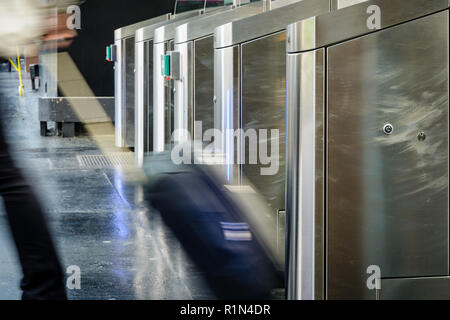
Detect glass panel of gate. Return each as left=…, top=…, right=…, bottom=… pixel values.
left=174, top=0, right=261, bottom=12
left=206, top=0, right=229, bottom=8
left=208, top=0, right=261, bottom=7
left=174, top=0, right=223, bottom=13
left=175, top=0, right=205, bottom=14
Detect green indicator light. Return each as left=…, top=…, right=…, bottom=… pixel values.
left=106, top=46, right=111, bottom=61
left=164, top=55, right=171, bottom=77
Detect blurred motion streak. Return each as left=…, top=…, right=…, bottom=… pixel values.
left=52, top=52, right=147, bottom=183
left=144, top=153, right=283, bottom=299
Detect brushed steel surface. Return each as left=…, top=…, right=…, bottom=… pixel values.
left=214, top=45, right=240, bottom=183
left=241, top=31, right=290, bottom=288
left=214, top=0, right=329, bottom=49
left=327, top=12, right=449, bottom=299
left=378, top=277, right=450, bottom=300
left=135, top=11, right=208, bottom=158
left=330, top=0, right=368, bottom=11
left=136, top=10, right=202, bottom=43
left=175, top=1, right=264, bottom=45
left=124, top=36, right=136, bottom=147
left=114, top=36, right=136, bottom=148
left=277, top=210, right=287, bottom=266
left=165, top=41, right=176, bottom=148
left=153, top=41, right=167, bottom=152
left=254, top=0, right=310, bottom=11
left=286, top=49, right=325, bottom=300
left=114, top=14, right=170, bottom=41
left=287, top=0, right=450, bottom=53
left=154, top=7, right=229, bottom=45
left=135, top=40, right=145, bottom=164
left=213, top=0, right=331, bottom=293
left=135, top=40, right=153, bottom=166
left=173, top=41, right=194, bottom=142
left=241, top=31, right=286, bottom=214
left=114, top=38, right=123, bottom=147
left=173, top=3, right=264, bottom=143
left=154, top=40, right=177, bottom=153
left=194, top=36, right=215, bottom=140
left=115, top=14, right=172, bottom=148
left=152, top=9, right=226, bottom=151
left=271, top=0, right=309, bottom=10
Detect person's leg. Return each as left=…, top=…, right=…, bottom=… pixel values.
left=0, top=116, right=66, bottom=300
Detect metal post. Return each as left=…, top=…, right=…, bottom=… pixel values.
left=286, top=18, right=325, bottom=300
left=286, top=50, right=318, bottom=301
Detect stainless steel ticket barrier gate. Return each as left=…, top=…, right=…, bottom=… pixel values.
left=213, top=0, right=332, bottom=263
left=172, top=0, right=311, bottom=144
left=152, top=7, right=231, bottom=154
left=172, top=1, right=267, bottom=144
left=114, top=14, right=171, bottom=148
left=134, top=10, right=205, bottom=166
left=286, top=0, right=450, bottom=300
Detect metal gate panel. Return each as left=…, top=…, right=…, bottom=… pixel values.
left=327, top=12, right=449, bottom=299
left=241, top=31, right=286, bottom=214
left=194, top=36, right=215, bottom=141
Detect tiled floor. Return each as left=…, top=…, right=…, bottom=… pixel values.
left=0, top=66, right=214, bottom=300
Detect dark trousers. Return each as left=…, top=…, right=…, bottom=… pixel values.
left=0, top=114, right=66, bottom=300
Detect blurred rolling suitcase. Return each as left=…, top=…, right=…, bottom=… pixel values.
left=145, top=163, right=282, bottom=300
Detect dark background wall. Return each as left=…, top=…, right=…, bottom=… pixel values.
left=65, top=0, right=177, bottom=97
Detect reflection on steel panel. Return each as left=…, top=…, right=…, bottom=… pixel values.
left=214, top=0, right=330, bottom=49
left=378, top=277, right=450, bottom=300
left=143, top=41, right=154, bottom=153
left=135, top=40, right=155, bottom=165
left=125, top=37, right=136, bottom=147
left=147, top=41, right=154, bottom=154
left=164, top=40, right=176, bottom=148
left=154, top=40, right=177, bottom=151
left=327, top=13, right=449, bottom=299
left=114, top=38, right=123, bottom=147
left=194, top=36, right=215, bottom=140
left=287, top=0, right=450, bottom=53
left=241, top=31, right=286, bottom=214
left=135, top=41, right=145, bottom=165
left=286, top=48, right=325, bottom=300
left=214, top=45, right=240, bottom=183
left=115, top=14, right=170, bottom=149
left=174, top=41, right=194, bottom=141
left=114, top=36, right=138, bottom=148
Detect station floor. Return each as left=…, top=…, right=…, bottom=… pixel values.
left=0, top=66, right=215, bottom=300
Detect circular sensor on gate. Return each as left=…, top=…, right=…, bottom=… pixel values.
left=383, top=124, right=394, bottom=135
left=418, top=132, right=426, bottom=141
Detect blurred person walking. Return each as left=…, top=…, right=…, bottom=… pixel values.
left=0, top=0, right=77, bottom=300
